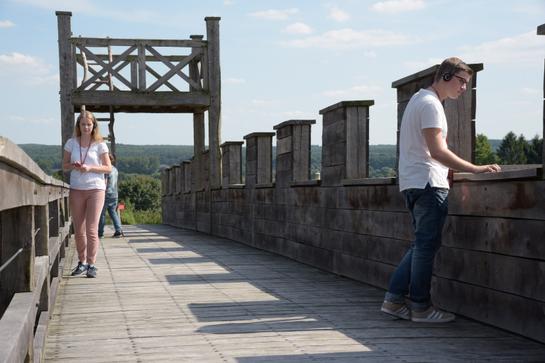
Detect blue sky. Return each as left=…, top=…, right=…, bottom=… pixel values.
left=1, top=0, right=545, bottom=146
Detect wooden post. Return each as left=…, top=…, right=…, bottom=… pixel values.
left=34, top=205, right=49, bottom=257
left=205, top=17, right=222, bottom=190
left=193, top=112, right=205, bottom=191
left=48, top=200, right=60, bottom=238
left=137, top=42, right=146, bottom=91
left=175, top=164, right=183, bottom=195
left=56, top=11, right=74, bottom=183
left=190, top=35, right=206, bottom=191
left=319, top=101, right=373, bottom=186
left=273, top=120, right=315, bottom=187
left=0, top=207, right=35, bottom=313
left=183, top=160, right=192, bottom=193
left=168, top=167, right=176, bottom=196
left=161, top=169, right=168, bottom=196
left=220, top=142, right=243, bottom=186
left=538, top=24, right=545, bottom=179
left=244, top=133, right=275, bottom=187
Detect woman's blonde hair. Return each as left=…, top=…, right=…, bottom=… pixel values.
left=75, top=111, right=103, bottom=142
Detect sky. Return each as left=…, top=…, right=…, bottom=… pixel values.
left=1, top=0, right=545, bottom=146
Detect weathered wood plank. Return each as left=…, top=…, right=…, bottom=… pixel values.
left=46, top=225, right=545, bottom=361
left=206, top=17, right=222, bottom=189
left=70, top=37, right=206, bottom=47
left=0, top=293, right=35, bottom=363
left=71, top=90, right=209, bottom=109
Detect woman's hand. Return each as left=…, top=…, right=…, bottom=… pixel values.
left=79, top=164, right=92, bottom=173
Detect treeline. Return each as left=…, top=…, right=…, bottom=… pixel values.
left=475, top=133, right=543, bottom=165
left=18, top=143, right=194, bottom=176
left=18, top=133, right=543, bottom=180
left=20, top=143, right=399, bottom=177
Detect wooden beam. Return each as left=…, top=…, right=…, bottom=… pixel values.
left=56, top=11, right=74, bottom=183
left=71, top=90, right=209, bottom=108
left=206, top=17, right=222, bottom=190
left=71, top=37, right=206, bottom=48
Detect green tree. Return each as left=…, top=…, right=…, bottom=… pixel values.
left=474, top=134, right=498, bottom=164
left=497, top=132, right=527, bottom=164
left=525, top=135, right=543, bottom=164
left=119, top=175, right=161, bottom=211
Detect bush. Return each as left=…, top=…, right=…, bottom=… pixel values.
left=118, top=200, right=161, bottom=225
left=118, top=175, right=161, bottom=211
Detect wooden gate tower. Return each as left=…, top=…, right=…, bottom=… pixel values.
left=56, top=11, right=222, bottom=189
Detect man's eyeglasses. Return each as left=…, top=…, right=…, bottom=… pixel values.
left=454, top=75, right=470, bottom=87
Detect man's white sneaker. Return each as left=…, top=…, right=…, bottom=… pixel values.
left=381, top=300, right=411, bottom=320
left=411, top=306, right=455, bottom=323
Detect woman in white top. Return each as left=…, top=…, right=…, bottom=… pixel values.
left=62, top=111, right=112, bottom=278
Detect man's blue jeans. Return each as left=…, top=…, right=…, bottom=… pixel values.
left=385, top=184, right=449, bottom=310
left=98, top=197, right=122, bottom=236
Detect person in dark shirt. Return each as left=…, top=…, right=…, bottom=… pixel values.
left=98, top=154, right=124, bottom=238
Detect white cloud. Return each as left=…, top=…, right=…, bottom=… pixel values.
left=14, top=0, right=166, bottom=26
left=0, top=20, right=15, bottom=28
left=280, top=110, right=315, bottom=119
left=322, top=84, right=383, bottom=98
left=224, top=77, right=246, bottom=84
left=8, top=115, right=56, bottom=125
left=249, top=8, right=298, bottom=20
left=0, top=52, right=58, bottom=85
left=459, top=31, right=545, bottom=65
left=402, top=57, right=443, bottom=71
left=282, top=28, right=417, bottom=49
left=284, top=22, right=313, bottom=35
left=224, top=0, right=234, bottom=5
left=14, top=0, right=96, bottom=13
left=371, top=0, right=426, bottom=13
left=329, top=7, right=350, bottom=22
left=520, top=87, right=541, bottom=96
left=251, top=99, right=275, bottom=106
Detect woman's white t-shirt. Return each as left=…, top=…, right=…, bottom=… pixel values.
left=398, top=88, right=449, bottom=191
left=64, top=138, right=109, bottom=190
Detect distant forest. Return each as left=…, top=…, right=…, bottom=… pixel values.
left=19, top=136, right=532, bottom=180
left=19, top=143, right=404, bottom=178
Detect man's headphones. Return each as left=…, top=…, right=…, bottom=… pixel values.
left=442, top=61, right=462, bottom=82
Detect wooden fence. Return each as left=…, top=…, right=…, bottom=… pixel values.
left=0, top=136, right=71, bottom=363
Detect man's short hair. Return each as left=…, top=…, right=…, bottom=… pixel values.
left=434, top=57, right=473, bottom=82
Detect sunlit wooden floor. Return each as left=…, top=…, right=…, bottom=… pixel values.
left=45, top=225, right=545, bottom=362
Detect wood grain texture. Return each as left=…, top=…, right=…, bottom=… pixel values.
left=44, top=225, right=545, bottom=362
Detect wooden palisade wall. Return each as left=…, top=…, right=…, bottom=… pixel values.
left=162, top=63, right=545, bottom=343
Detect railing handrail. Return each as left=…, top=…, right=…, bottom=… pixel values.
left=0, top=229, right=38, bottom=274
left=0, top=136, right=67, bottom=188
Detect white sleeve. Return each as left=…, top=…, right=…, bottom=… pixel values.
left=420, top=102, right=443, bottom=129
left=63, top=138, right=73, bottom=152
left=98, top=142, right=109, bottom=155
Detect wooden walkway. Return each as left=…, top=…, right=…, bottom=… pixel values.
left=45, top=225, right=545, bottom=362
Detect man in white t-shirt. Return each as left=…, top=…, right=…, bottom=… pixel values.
left=381, top=57, right=501, bottom=323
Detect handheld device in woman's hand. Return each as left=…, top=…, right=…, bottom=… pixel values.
left=73, top=161, right=82, bottom=168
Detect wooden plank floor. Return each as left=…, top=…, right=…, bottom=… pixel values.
left=45, top=225, right=545, bottom=362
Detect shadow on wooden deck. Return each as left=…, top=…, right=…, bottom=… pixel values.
left=45, top=225, right=545, bottom=362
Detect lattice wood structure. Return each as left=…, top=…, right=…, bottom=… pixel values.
left=56, top=11, right=221, bottom=188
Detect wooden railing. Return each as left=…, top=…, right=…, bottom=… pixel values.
left=0, top=136, right=71, bottom=363
left=71, top=37, right=208, bottom=93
